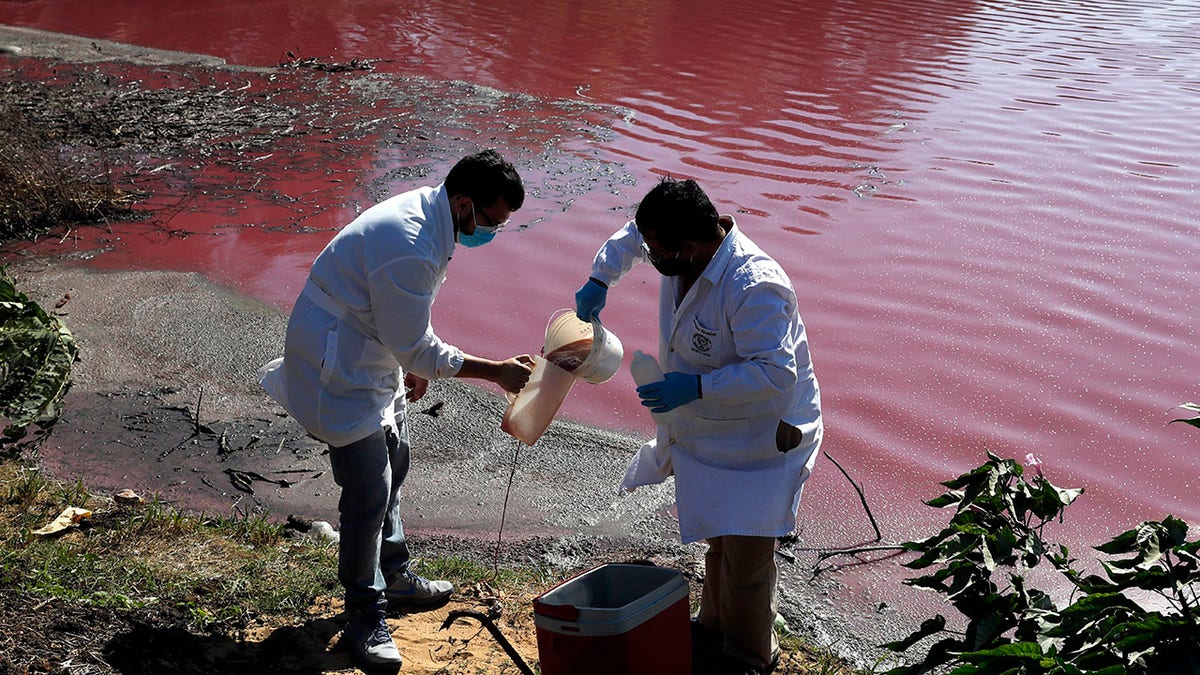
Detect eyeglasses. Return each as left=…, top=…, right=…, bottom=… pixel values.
left=641, top=241, right=675, bottom=264
left=472, top=202, right=510, bottom=232
left=479, top=209, right=509, bottom=230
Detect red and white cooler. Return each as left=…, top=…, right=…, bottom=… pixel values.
left=533, top=563, right=691, bottom=675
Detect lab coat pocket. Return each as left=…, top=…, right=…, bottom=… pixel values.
left=684, top=415, right=777, bottom=467
left=776, top=420, right=804, bottom=454
left=318, top=330, right=338, bottom=385
left=358, top=337, right=400, bottom=391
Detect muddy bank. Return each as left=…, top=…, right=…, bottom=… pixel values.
left=4, top=261, right=683, bottom=543
left=0, top=22, right=672, bottom=547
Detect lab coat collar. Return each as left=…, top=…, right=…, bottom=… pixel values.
left=667, top=217, right=740, bottom=336
left=698, top=216, right=739, bottom=287
left=434, top=183, right=457, bottom=255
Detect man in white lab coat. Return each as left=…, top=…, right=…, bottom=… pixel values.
left=575, top=178, right=822, bottom=674
left=260, top=150, right=534, bottom=669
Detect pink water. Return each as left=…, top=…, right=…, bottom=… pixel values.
left=5, top=0, right=1199, bottom=606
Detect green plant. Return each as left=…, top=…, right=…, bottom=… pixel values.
left=885, top=451, right=1200, bottom=674
left=0, top=471, right=341, bottom=633
left=54, top=477, right=92, bottom=507
left=4, top=465, right=50, bottom=505
left=213, top=509, right=285, bottom=549
left=0, top=268, right=78, bottom=453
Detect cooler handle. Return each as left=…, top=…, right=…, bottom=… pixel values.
left=533, top=599, right=580, bottom=621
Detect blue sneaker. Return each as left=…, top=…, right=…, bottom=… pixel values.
left=343, top=611, right=402, bottom=667
left=384, top=568, right=453, bottom=608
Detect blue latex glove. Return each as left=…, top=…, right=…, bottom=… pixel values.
left=636, top=371, right=701, bottom=413
left=575, top=278, right=608, bottom=321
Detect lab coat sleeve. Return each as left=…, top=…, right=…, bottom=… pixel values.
left=589, top=221, right=646, bottom=287
left=368, top=255, right=464, bottom=380
left=700, top=278, right=800, bottom=403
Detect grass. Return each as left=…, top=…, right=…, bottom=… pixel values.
left=0, top=458, right=564, bottom=634
left=0, top=459, right=340, bottom=632
left=0, top=457, right=866, bottom=673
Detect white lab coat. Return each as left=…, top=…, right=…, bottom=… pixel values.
left=260, top=184, right=465, bottom=447
left=589, top=218, right=822, bottom=543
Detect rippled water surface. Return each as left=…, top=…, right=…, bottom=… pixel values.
left=6, top=0, right=1199, bottom=599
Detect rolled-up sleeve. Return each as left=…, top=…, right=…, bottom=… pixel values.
left=368, top=256, right=464, bottom=380
left=589, top=221, right=645, bottom=287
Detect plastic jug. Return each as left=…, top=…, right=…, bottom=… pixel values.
left=501, top=309, right=625, bottom=446
left=543, top=309, right=622, bottom=384
left=501, top=355, right=576, bottom=445
left=630, top=350, right=676, bottom=426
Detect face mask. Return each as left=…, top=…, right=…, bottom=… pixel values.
left=458, top=203, right=500, bottom=248
left=651, top=257, right=690, bottom=277
left=642, top=240, right=690, bottom=276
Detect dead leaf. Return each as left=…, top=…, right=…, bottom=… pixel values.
left=32, top=507, right=92, bottom=536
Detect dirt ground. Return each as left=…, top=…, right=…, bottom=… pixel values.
left=1, top=575, right=832, bottom=675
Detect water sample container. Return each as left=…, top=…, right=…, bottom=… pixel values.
left=533, top=563, right=691, bottom=675
left=500, top=355, right=575, bottom=445
left=543, top=308, right=623, bottom=384
left=629, top=350, right=676, bottom=426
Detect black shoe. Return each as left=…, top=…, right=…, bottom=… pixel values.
left=691, top=620, right=723, bottom=674
left=691, top=619, right=721, bottom=641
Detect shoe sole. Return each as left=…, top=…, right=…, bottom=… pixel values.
left=353, top=653, right=403, bottom=669
left=342, top=633, right=403, bottom=669
left=385, top=591, right=452, bottom=609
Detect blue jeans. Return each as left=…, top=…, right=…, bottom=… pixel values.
left=328, top=422, right=412, bottom=615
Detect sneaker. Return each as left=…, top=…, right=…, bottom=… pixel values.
left=384, top=567, right=454, bottom=608
left=343, top=612, right=403, bottom=667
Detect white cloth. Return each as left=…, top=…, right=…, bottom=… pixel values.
left=260, top=184, right=465, bottom=447
left=596, top=218, right=823, bottom=543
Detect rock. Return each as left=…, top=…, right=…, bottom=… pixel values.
left=310, top=521, right=340, bottom=544
left=114, top=489, right=145, bottom=507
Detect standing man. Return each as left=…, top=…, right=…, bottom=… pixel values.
left=575, top=178, right=822, bottom=675
left=261, top=150, right=534, bottom=669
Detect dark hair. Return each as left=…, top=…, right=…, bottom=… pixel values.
left=445, top=149, right=525, bottom=210
left=634, top=177, right=720, bottom=250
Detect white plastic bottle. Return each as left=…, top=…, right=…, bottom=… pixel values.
left=630, top=350, right=676, bottom=426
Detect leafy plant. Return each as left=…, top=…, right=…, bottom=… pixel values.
left=0, top=268, right=78, bottom=453
left=886, top=449, right=1200, bottom=674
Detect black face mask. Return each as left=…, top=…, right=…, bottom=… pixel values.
left=651, top=257, right=690, bottom=277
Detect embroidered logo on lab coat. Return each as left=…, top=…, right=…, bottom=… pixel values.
left=690, top=317, right=716, bottom=355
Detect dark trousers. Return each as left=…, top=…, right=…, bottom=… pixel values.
left=328, top=422, right=412, bottom=615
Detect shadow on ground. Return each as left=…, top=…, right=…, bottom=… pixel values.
left=104, top=615, right=353, bottom=675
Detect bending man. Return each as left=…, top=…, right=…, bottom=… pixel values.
left=262, top=150, right=533, bottom=669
